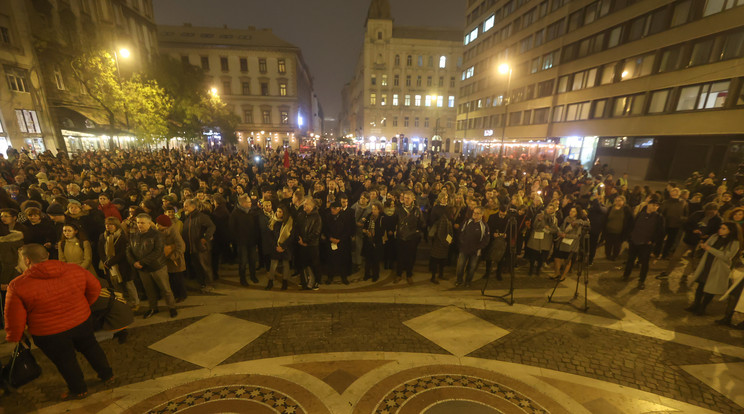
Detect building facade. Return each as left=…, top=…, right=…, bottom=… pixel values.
left=158, top=24, right=317, bottom=150
left=343, top=0, right=463, bottom=154
left=0, top=0, right=57, bottom=155
left=458, top=0, right=744, bottom=180
left=23, top=0, right=158, bottom=153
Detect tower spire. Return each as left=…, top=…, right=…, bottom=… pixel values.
left=367, top=0, right=392, bottom=21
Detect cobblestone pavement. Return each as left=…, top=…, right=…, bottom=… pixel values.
left=2, top=244, right=744, bottom=413
left=3, top=300, right=742, bottom=413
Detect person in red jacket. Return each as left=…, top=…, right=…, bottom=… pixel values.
left=99, top=193, right=123, bottom=220
left=3, top=244, right=114, bottom=400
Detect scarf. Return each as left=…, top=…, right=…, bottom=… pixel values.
left=278, top=216, right=294, bottom=245
left=105, top=229, right=121, bottom=259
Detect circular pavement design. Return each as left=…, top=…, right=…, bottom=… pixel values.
left=353, top=365, right=568, bottom=414
left=123, top=374, right=331, bottom=414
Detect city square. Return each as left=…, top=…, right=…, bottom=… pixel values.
left=1, top=0, right=744, bottom=413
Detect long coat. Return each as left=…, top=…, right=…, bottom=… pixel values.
left=557, top=217, right=588, bottom=253
left=430, top=216, right=453, bottom=260
left=526, top=211, right=559, bottom=252
left=97, top=230, right=133, bottom=283
left=691, top=234, right=739, bottom=295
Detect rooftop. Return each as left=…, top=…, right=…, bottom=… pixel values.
left=157, top=24, right=298, bottom=50
left=392, top=25, right=462, bottom=42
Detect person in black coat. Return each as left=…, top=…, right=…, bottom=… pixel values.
left=98, top=217, right=139, bottom=309
left=323, top=201, right=354, bottom=284
left=257, top=199, right=275, bottom=272
left=485, top=205, right=515, bottom=281
left=381, top=199, right=398, bottom=271
left=455, top=206, right=490, bottom=287
left=603, top=195, right=634, bottom=261
left=587, top=198, right=608, bottom=265
left=297, top=197, right=322, bottom=289
left=229, top=194, right=259, bottom=286
left=361, top=202, right=384, bottom=282
left=658, top=202, right=722, bottom=280
left=265, top=205, right=297, bottom=291
left=622, top=199, right=665, bottom=289
left=23, top=207, right=56, bottom=253
left=210, top=194, right=231, bottom=280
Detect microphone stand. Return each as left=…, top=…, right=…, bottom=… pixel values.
left=548, top=223, right=590, bottom=312
left=482, top=215, right=518, bottom=306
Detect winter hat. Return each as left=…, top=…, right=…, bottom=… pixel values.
left=46, top=203, right=65, bottom=216
left=156, top=214, right=172, bottom=227
left=67, top=199, right=81, bottom=205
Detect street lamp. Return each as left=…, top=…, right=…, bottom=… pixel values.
left=497, top=63, right=513, bottom=166
left=210, top=87, right=219, bottom=96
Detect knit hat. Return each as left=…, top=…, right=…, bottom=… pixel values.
left=46, top=203, right=65, bottom=216
left=156, top=214, right=172, bottom=227
left=67, top=199, right=81, bottom=205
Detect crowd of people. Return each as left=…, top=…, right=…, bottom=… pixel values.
left=1, top=146, right=744, bottom=399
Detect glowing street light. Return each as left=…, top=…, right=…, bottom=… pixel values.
left=118, top=48, right=131, bottom=59
left=498, top=63, right=510, bottom=75
left=210, top=87, right=218, bottom=96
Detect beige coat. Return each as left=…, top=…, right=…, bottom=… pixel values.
left=691, top=235, right=739, bottom=295
left=59, top=238, right=97, bottom=275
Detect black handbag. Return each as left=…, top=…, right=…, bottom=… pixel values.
left=2, top=336, right=42, bottom=388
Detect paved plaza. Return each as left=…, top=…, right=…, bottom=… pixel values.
left=2, top=247, right=744, bottom=413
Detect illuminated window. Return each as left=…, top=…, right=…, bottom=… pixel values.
left=439, top=56, right=447, bottom=68
left=381, top=74, right=388, bottom=86
left=483, top=14, right=495, bottom=32
left=405, top=95, right=411, bottom=106
left=425, top=95, right=432, bottom=107
left=381, top=94, right=387, bottom=106
left=448, top=96, right=455, bottom=107
left=415, top=95, right=422, bottom=106
left=437, top=96, right=444, bottom=107
left=279, top=82, right=287, bottom=96
left=370, top=93, right=376, bottom=105
left=393, top=94, right=399, bottom=106
left=278, top=59, right=286, bottom=74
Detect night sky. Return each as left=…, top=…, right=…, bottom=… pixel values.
left=153, top=0, right=466, bottom=121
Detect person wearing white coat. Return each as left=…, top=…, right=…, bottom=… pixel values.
left=687, top=222, right=741, bottom=316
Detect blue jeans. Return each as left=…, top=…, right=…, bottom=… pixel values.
left=456, top=252, right=480, bottom=283
left=237, top=244, right=257, bottom=281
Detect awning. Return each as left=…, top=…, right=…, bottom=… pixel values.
left=53, top=106, right=113, bottom=131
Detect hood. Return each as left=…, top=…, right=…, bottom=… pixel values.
left=24, top=260, right=69, bottom=280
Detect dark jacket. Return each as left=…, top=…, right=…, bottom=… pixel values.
left=126, top=226, right=167, bottom=272
left=660, top=198, right=688, bottom=228
left=269, top=218, right=296, bottom=261
left=211, top=204, right=231, bottom=245
left=629, top=211, right=665, bottom=247
left=181, top=210, right=215, bottom=253
left=395, top=204, right=424, bottom=241
left=459, top=218, right=490, bottom=256
left=258, top=211, right=275, bottom=256
left=0, top=230, right=24, bottom=285
left=430, top=216, right=453, bottom=260
left=361, top=213, right=384, bottom=256
left=298, top=208, right=322, bottom=246
left=25, top=219, right=57, bottom=249
left=604, top=204, right=634, bottom=240
left=682, top=211, right=722, bottom=246
left=229, top=205, right=259, bottom=246
left=97, top=230, right=132, bottom=282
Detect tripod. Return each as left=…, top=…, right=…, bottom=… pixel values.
left=548, top=225, right=590, bottom=312
left=482, top=216, right=518, bottom=306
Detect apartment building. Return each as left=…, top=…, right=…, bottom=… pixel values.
left=458, top=0, right=744, bottom=179
left=158, top=24, right=317, bottom=150
left=342, top=0, right=463, bottom=154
